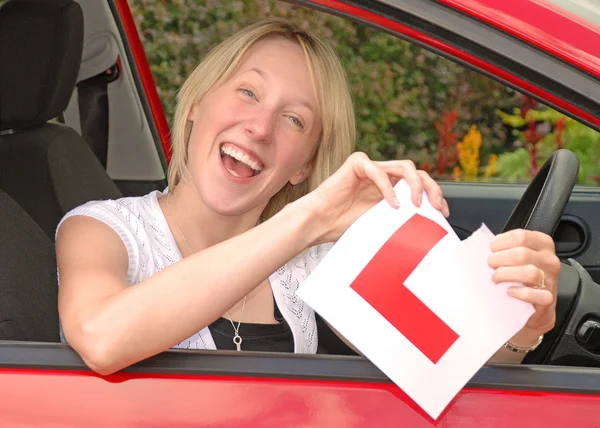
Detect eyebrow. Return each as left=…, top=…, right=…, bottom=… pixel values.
left=249, top=67, right=266, bottom=78
left=245, top=67, right=316, bottom=112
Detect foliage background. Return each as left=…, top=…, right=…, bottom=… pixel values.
left=124, top=0, right=597, bottom=184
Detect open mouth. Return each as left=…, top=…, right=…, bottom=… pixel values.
left=220, top=143, right=263, bottom=179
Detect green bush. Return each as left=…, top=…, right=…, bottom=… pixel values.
left=496, top=106, right=600, bottom=185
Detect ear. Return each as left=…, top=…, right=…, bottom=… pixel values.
left=289, top=162, right=312, bottom=186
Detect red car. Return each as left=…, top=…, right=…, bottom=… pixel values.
left=2, top=0, right=600, bottom=426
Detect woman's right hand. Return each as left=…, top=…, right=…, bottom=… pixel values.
left=302, top=152, right=449, bottom=244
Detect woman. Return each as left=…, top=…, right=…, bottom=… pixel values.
left=56, top=19, right=560, bottom=375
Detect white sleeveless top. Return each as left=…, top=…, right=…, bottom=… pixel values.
left=56, top=189, right=333, bottom=354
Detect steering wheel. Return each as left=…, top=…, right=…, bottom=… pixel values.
left=502, top=149, right=580, bottom=236
left=499, top=149, right=582, bottom=364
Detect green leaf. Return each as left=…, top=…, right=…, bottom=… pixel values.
left=495, top=148, right=531, bottom=182
left=496, top=109, right=526, bottom=127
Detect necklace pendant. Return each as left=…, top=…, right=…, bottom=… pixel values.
left=233, top=334, right=243, bottom=351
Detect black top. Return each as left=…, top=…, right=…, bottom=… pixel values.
left=209, top=298, right=294, bottom=353
left=208, top=296, right=356, bottom=355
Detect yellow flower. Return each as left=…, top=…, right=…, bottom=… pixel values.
left=484, top=154, right=498, bottom=178
left=457, top=125, right=482, bottom=180
left=453, top=166, right=462, bottom=181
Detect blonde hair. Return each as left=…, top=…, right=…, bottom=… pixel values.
left=168, top=18, right=356, bottom=220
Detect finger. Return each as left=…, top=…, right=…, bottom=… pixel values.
left=488, top=246, right=557, bottom=271
left=442, top=198, right=450, bottom=218
left=491, top=229, right=556, bottom=253
left=361, top=160, right=400, bottom=209
left=492, top=265, right=553, bottom=291
left=417, top=170, right=445, bottom=212
left=377, top=160, right=422, bottom=207
left=507, top=285, right=554, bottom=307
left=488, top=246, right=539, bottom=269
left=489, top=246, right=561, bottom=281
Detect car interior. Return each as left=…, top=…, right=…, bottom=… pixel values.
left=0, top=0, right=124, bottom=341
left=2, top=0, right=600, bottom=372
left=0, top=0, right=123, bottom=241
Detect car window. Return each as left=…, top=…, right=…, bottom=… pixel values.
left=128, top=0, right=600, bottom=187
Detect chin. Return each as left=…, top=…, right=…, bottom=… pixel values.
left=201, top=191, right=259, bottom=217
left=211, top=204, right=252, bottom=217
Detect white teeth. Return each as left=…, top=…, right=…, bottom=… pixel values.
left=220, top=145, right=263, bottom=172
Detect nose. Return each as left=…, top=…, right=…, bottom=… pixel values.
left=244, top=106, right=275, bottom=142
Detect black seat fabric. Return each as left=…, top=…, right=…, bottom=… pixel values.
left=0, top=0, right=122, bottom=240
left=0, top=191, right=59, bottom=342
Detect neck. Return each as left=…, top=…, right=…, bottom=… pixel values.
left=160, top=180, right=264, bottom=254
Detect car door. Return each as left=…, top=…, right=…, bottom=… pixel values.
left=3, top=342, right=600, bottom=427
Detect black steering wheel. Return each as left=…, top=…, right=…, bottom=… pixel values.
left=499, top=149, right=585, bottom=365
left=502, top=149, right=580, bottom=236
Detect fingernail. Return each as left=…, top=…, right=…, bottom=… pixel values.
left=443, top=199, right=450, bottom=217
left=417, top=194, right=422, bottom=207
left=437, top=196, right=443, bottom=209
left=394, top=196, right=400, bottom=208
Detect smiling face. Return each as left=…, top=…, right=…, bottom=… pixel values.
left=183, top=37, right=322, bottom=217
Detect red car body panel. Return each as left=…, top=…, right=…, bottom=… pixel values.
left=114, top=0, right=172, bottom=160
left=439, top=0, right=600, bottom=80
left=2, top=368, right=600, bottom=427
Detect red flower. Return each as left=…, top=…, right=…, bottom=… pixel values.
left=555, top=117, right=566, bottom=150
left=434, top=110, right=458, bottom=177
left=520, top=96, right=538, bottom=119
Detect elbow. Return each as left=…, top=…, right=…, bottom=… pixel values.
left=70, top=320, right=122, bottom=376
left=84, top=358, right=118, bottom=376
left=82, top=354, right=119, bottom=376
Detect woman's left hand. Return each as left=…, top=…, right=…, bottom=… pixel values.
left=489, top=229, right=561, bottom=340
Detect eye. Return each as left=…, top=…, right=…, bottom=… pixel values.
left=239, top=88, right=257, bottom=100
left=286, top=115, right=304, bottom=129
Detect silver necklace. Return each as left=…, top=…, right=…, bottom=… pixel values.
left=166, top=193, right=247, bottom=351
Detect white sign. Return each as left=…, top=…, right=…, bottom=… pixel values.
left=297, top=180, right=534, bottom=419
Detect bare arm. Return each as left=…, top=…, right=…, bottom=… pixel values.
left=57, top=199, right=320, bottom=375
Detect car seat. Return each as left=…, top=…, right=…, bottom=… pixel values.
left=0, top=0, right=122, bottom=240
left=0, top=190, right=59, bottom=341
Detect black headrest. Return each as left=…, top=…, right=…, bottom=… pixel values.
left=0, top=0, right=83, bottom=132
